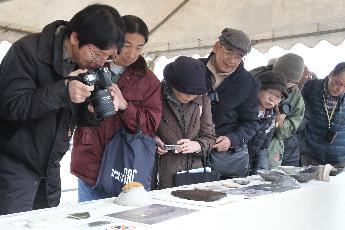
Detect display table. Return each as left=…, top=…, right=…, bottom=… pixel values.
left=0, top=173, right=344, bottom=230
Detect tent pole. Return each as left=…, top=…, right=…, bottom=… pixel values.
left=149, top=0, right=190, bottom=36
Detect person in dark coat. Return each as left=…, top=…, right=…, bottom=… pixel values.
left=300, top=62, right=345, bottom=167
left=199, top=28, right=260, bottom=178
left=0, top=4, right=124, bottom=215
left=248, top=71, right=288, bottom=174
left=155, top=56, right=216, bottom=189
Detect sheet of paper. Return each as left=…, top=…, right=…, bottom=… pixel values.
left=107, top=204, right=196, bottom=225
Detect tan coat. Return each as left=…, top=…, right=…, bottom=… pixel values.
left=156, top=86, right=216, bottom=189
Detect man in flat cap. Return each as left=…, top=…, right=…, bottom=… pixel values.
left=199, top=28, right=260, bottom=178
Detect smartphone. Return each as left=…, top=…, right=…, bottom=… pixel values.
left=163, top=144, right=180, bottom=151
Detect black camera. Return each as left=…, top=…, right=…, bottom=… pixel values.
left=78, top=67, right=115, bottom=119
left=278, top=100, right=291, bottom=115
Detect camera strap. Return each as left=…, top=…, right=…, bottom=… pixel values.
left=65, top=79, right=78, bottom=138
left=322, top=80, right=339, bottom=130
left=65, top=76, right=78, bottom=81
left=135, top=111, right=142, bottom=134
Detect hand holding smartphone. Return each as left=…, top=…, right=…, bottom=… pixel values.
left=163, top=144, right=180, bottom=151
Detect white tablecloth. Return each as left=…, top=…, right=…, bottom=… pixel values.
left=1, top=173, right=345, bottom=230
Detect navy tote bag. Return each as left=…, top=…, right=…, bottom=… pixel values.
left=94, top=115, right=156, bottom=197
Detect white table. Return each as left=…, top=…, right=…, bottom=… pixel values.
left=1, top=173, right=345, bottom=230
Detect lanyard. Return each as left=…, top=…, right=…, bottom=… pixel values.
left=322, top=80, right=338, bottom=129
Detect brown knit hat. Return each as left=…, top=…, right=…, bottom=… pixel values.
left=273, top=53, right=304, bottom=81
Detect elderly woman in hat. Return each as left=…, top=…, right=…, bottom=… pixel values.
left=154, top=56, right=216, bottom=189
left=248, top=71, right=288, bottom=174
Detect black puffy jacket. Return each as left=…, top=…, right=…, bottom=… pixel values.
left=0, top=21, right=81, bottom=214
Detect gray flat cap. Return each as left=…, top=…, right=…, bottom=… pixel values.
left=219, top=28, right=251, bottom=54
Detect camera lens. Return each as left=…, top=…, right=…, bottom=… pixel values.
left=90, top=89, right=116, bottom=118
left=78, top=67, right=117, bottom=119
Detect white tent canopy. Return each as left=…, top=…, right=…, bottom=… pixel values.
left=0, top=0, right=344, bottom=57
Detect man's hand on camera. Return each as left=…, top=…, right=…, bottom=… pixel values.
left=68, top=69, right=88, bottom=77
left=213, top=136, right=231, bottom=152
left=66, top=69, right=94, bottom=103
left=109, top=90, right=119, bottom=112
left=108, top=84, right=127, bottom=110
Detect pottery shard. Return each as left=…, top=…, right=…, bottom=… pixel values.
left=316, top=164, right=335, bottom=182
left=171, top=189, right=226, bottom=202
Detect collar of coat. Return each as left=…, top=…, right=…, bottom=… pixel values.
left=36, top=20, right=68, bottom=65
left=200, top=52, right=248, bottom=91
left=106, top=55, right=148, bottom=78
left=259, top=108, right=274, bottom=119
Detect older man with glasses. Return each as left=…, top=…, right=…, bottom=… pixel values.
left=199, top=28, right=260, bottom=178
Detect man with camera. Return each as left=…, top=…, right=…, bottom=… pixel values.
left=0, top=4, right=124, bottom=215
left=200, top=28, right=260, bottom=178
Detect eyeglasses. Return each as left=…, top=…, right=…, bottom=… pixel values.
left=267, top=89, right=283, bottom=101
left=220, top=44, right=244, bottom=61
left=87, top=45, right=114, bottom=63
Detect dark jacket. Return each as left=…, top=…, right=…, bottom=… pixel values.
left=248, top=109, right=276, bottom=173
left=200, top=55, right=260, bottom=151
left=0, top=21, right=79, bottom=214
left=156, top=84, right=216, bottom=189
left=301, top=78, right=345, bottom=163
left=71, top=62, right=162, bottom=186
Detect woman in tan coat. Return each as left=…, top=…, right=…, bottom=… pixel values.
left=154, top=56, right=216, bottom=189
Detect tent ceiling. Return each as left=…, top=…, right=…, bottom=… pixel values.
left=0, top=0, right=344, bottom=57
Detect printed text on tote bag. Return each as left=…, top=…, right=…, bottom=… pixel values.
left=111, top=168, right=137, bottom=184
